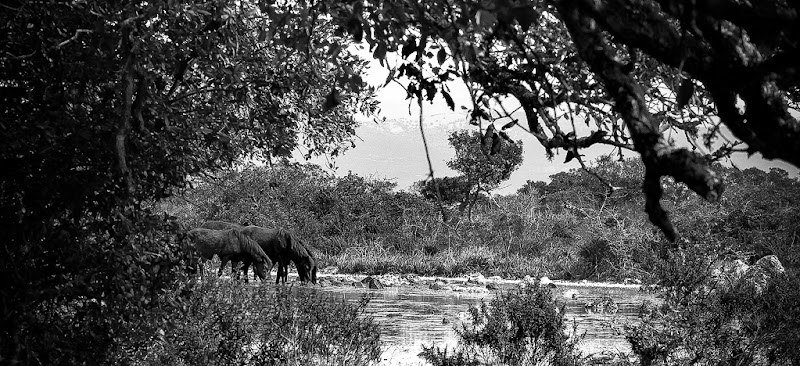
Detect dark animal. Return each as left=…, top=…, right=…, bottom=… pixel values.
left=199, top=220, right=252, bottom=279
left=186, top=227, right=270, bottom=282
left=237, top=226, right=317, bottom=284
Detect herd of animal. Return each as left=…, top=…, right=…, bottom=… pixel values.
left=186, top=220, right=317, bottom=284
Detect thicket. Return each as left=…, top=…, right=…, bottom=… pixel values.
left=170, top=157, right=799, bottom=281
left=124, top=279, right=381, bottom=366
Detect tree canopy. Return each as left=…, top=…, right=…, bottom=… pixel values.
left=1, top=1, right=372, bottom=363
left=318, top=0, right=800, bottom=242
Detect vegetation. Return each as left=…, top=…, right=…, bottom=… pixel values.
left=125, top=279, right=381, bottom=366
left=168, top=157, right=799, bottom=282
left=3, top=0, right=799, bottom=364
left=418, top=129, right=524, bottom=219
left=420, top=284, right=585, bottom=366
left=318, top=0, right=800, bottom=243
left=1, top=1, right=372, bottom=363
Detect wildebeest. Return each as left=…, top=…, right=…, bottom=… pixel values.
left=186, top=227, right=270, bottom=282
left=238, top=226, right=318, bottom=284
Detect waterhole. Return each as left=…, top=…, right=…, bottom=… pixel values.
left=311, top=279, right=654, bottom=365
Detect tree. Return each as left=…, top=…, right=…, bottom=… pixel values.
left=0, top=1, right=372, bottom=363
left=447, top=129, right=524, bottom=217
left=317, top=0, right=799, bottom=244
left=416, top=176, right=473, bottom=205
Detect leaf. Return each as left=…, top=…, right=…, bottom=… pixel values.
left=384, top=68, right=396, bottom=87
left=373, top=42, right=387, bottom=61
left=346, top=18, right=363, bottom=42
left=323, top=87, right=341, bottom=111
left=327, top=41, right=342, bottom=58
left=491, top=133, right=503, bottom=155
left=564, top=150, right=576, bottom=163
left=441, top=90, right=455, bottom=110
left=401, top=37, right=417, bottom=58
left=437, top=48, right=446, bottom=65
left=482, top=124, right=495, bottom=151
left=501, top=120, right=517, bottom=130
left=475, top=9, right=497, bottom=31
left=527, top=113, right=539, bottom=133
left=514, top=6, right=540, bottom=31
left=676, top=77, right=694, bottom=109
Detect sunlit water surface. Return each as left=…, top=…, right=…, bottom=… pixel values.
left=310, top=281, right=655, bottom=366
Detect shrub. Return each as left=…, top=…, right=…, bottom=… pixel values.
left=139, top=280, right=382, bottom=366
left=420, top=284, right=586, bottom=366
left=625, top=246, right=800, bottom=365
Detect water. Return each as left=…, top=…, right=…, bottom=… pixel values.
left=311, top=277, right=655, bottom=365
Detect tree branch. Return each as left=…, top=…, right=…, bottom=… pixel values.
left=557, top=0, right=724, bottom=242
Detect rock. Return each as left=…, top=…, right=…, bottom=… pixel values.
left=403, top=274, right=421, bottom=284
left=321, top=266, right=339, bottom=274
left=562, top=289, right=579, bottom=299
left=755, top=255, right=785, bottom=275
left=539, top=276, right=557, bottom=288
left=623, top=278, right=642, bottom=285
left=378, top=274, right=401, bottom=287
left=362, top=276, right=385, bottom=289
left=317, top=278, right=332, bottom=287
left=466, top=273, right=486, bottom=285
left=486, top=283, right=500, bottom=290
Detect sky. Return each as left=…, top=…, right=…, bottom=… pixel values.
left=300, top=49, right=799, bottom=195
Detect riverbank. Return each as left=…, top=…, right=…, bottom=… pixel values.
left=311, top=267, right=645, bottom=301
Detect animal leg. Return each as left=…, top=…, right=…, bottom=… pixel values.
left=218, top=255, right=231, bottom=277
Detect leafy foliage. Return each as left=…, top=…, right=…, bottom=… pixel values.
left=1, top=1, right=372, bottom=363
left=318, top=0, right=800, bottom=242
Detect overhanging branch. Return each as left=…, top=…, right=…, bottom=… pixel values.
left=557, top=0, right=724, bottom=242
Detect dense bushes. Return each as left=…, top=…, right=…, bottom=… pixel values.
left=133, top=279, right=382, bottom=366
left=166, top=159, right=798, bottom=283
left=625, top=246, right=800, bottom=365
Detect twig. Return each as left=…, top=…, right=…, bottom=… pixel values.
left=55, top=29, right=93, bottom=49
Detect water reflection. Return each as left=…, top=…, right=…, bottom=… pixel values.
left=310, top=283, right=654, bottom=365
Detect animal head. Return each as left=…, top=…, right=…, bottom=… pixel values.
left=252, top=257, right=269, bottom=280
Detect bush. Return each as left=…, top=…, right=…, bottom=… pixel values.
left=625, top=246, right=800, bottom=365
left=420, top=284, right=586, bottom=366
left=139, top=279, right=382, bottom=366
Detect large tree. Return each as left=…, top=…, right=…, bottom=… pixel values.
left=0, top=1, right=372, bottom=363
left=317, top=0, right=799, bottom=244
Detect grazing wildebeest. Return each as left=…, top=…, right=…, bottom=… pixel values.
left=237, top=226, right=317, bottom=284
left=186, top=227, right=270, bottom=282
